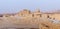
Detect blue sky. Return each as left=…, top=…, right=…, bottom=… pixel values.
left=0, top=0, right=60, bottom=14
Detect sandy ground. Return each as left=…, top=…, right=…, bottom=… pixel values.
left=0, top=16, right=60, bottom=29
left=0, top=17, right=39, bottom=29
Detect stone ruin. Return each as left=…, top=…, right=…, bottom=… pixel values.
left=0, top=9, right=60, bottom=29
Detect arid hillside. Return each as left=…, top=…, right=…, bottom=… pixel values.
left=0, top=9, right=60, bottom=29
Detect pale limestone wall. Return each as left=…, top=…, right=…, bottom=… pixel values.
left=18, top=9, right=31, bottom=17
left=41, top=14, right=48, bottom=18
left=41, top=13, right=60, bottom=20
left=45, top=14, right=60, bottom=20
left=51, top=14, right=60, bottom=20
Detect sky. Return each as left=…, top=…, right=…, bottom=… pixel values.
left=0, top=0, right=60, bottom=14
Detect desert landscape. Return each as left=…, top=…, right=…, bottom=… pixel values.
left=0, top=9, right=60, bottom=29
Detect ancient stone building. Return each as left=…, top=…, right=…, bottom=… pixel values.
left=15, top=9, right=60, bottom=20
left=33, top=9, right=42, bottom=18
left=42, top=12, right=60, bottom=20
left=17, top=9, right=32, bottom=17
left=0, top=9, right=60, bottom=20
